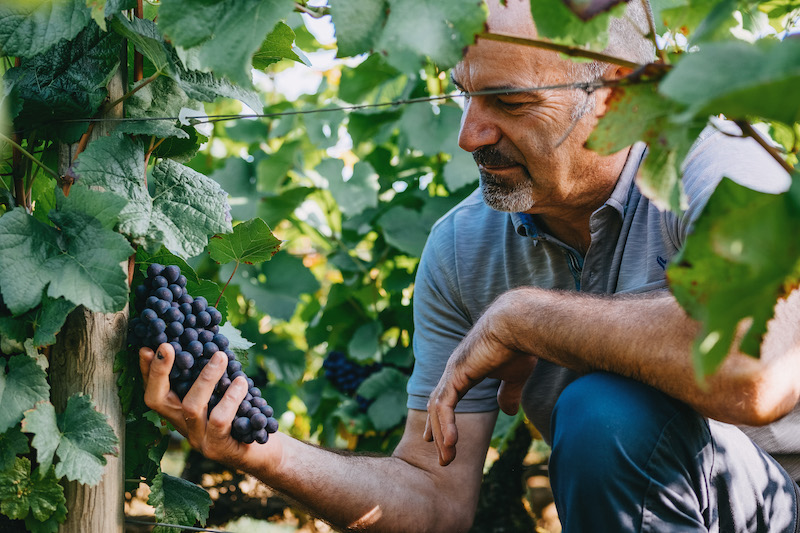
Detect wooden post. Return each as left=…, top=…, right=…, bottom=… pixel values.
left=50, top=59, right=127, bottom=533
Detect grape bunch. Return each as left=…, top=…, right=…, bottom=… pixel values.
left=129, top=263, right=278, bottom=444
left=322, top=351, right=382, bottom=412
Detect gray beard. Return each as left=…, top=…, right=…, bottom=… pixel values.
left=480, top=170, right=535, bottom=213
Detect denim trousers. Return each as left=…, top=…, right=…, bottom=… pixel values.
left=549, top=372, right=800, bottom=532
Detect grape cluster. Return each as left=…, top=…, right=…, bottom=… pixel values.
left=129, top=263, right=278, bottom=444
left=322, top=351, right=382, bottom=412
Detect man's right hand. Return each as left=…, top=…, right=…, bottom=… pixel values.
left=139, top=343, right=281, bottom=471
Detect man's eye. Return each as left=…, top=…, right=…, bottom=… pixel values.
left=497, top=99, right=524, bottom=110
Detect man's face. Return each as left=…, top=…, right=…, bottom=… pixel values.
left=451, top=39, right=616, bottom=218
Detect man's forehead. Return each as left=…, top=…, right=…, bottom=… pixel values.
left=485, top=0, right=537, bottom=39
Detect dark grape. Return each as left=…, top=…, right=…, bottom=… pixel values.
left=322, top=351, right=383, bottom=412
left=154, top=299, right=171, bottom=315
left=252, top=397, right=267, bottom=408
left=154, top=287, right=173, bottom=302
left=213, top=334, right=229, bottom=351
left=135, top=284, right=149, bottom=300
left=184, top=314, right=197, bottom=328
left=176, top=351, right=194, bottom=370
left=227, top=360, right=242, bottom=374
left=163, top=265, right=180, bottom=283
left=176, top=275, right=187, bottom=288
left=187, top=340, right=203, bottom=357
left=170, top=341, right=182, bottom=354
left=233, top=416, right=252, bottom=434
left=146, top=296, right=159, bottom=310
left=198, top=329, right=214, bottom=344
left=178, top=293, right=193, bottom=305
left=245, top=377, right=255, bottom=389
left=240, top=432, right=255, bottom=444
left=169, top=366, right=181, bottom=381
left=209, top=325, right=220, bottom=334
left=203, top=342, right=219, bottom=357
left=152, top=275, right=168, bottom=289
left=181, top=328, right=198, bottom=345
left=147, top=263, right=165, bottom=278
left=207, top=307, right=222, bottom=326
left=163, top=307, right=183, bottom=323
left=231, top=370, right=246, bottom=381
left=260, top=405, right=274, bottom=418
left=150, top=332, right=168, bottom=347
left=253, top=429, right=269, bottom=444
left=174, top=381, right=191, bottom=399
left=179, top=303, right=193, bottom=316
left=197, top=311, right=211, bottom=328
left=237, top=400, right=252, bottom=417
left=265, top=417, right=279, bottom=433
left=192, top=297, right=208, bottom=314
left=149, top=318, right=166, bottom=334
left=169, top=284, right=183, bottom=300
left=167, top=321, right=184, bottom=337
left=251, top=413, right=268, bottom=430
left=134, top=321, right=148, bottom=338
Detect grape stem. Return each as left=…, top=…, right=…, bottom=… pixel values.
left=216, top=261, right=239, bottom=308
left=0, top=133, right=59, bottom=182
left=735, top=120, right=794, bottom=174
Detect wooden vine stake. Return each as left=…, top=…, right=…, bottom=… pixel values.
left=50, top=58, right=127, bottom=533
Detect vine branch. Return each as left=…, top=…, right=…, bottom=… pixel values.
left=0, top=132, right=60, bottom=181
left=641, top=0, right=667, bottom=64
left=735, top=120, right=794, bottom=175
left=216, top=262, right=239, bottom=308
left=103, top=71, right=160, bottom=113
left=478, top=32, right=641, bottom=70
left=294, top=2, right=330, bottom=18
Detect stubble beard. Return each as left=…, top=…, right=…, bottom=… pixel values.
left=479, top=170, right=535, bottom=212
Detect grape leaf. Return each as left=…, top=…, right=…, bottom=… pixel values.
left=667, top=176, right=800, bottom=377
left=110, top=15, right=171, bottom=73
left=256, top=140, right=300, bottom=194
left=22, top=395, right=119, bottom=485
left=376, top=0, right=486, bottom=73
left=253, top=21, right=307, bottom=69
left=124, top=415, right=167, bottom=483
left=55, top=183, right=127, bottom=231
left=0, top=425, right=29, bottom=472
left=148, top=472, right=211, bottom=533
left=135, top=247, right=201, bottom=285
left=338, top=54, right=406, bottom=105
left=348, top=321, right=382, bottom=361
left=660, top=39, right=800, bottom=126
left=444, top=148, right=479, bottom=193
left=208, top=217, right=281, bottom=266
left=0, top=356, right=49, bottom=434
left=0, top=458, right=65, bottom=523
left=530, top=0, right=624, bottom=48
left=31, top=296, right=77, bottom=348
left=399, top=103, right=462, bottom=157
left=318, top=159, right=380, bottom=218
left=258, top=186, right=315, bottom=227
left=378, top=198, right=458, bottom=257
left=217, top=322, right=255, bottom=353
left=159, top=0, right=294, bottom=87
left=116, top=76, right=203, bottom=140
left=0, top=0, right=92, bottom=59
left=331, top=0, right=388, bottom=57
left=255, top=333, right=305, bottom=383
left=358, top=368, right=409, bottom=431
left=4, top=23, right=122, bottom=137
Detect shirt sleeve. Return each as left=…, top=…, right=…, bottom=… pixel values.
left=406, top=216, right=501, bottom=413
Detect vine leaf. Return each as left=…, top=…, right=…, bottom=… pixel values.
left=0, top=356, right=50, bottom=434
left=376, top=0, right=487, bottom=73
left=0, top=425, right=30, bottom=471
left=31, top=296, right=77, bottom=348
left=217, top=322, right=255, bottom=353
left=158, top=0, right=294, bottom=87
left=399, top=103, right=462, bottom=157
left=116, top=76, right=203, bottom=140
left=148, top=472, right=211, bottom=533
left=378, top=197, right=460, bottom=257
left=253, top=21, right=309, bottom=69
left=0, top=457, right=66, bottom=525
left=331, top=0, right=388, bottom=58
left=358, top=368, right=409, bottom=431
left=667, top=175, right=800, bottom=378
left=317, top=159, right=380, bottom=218
left=530, top=0, right=624, bottom=48
left=587, top=80, right=703, bottom=212
left=348, top=321, right=382, bottom=362
left=4, top=23, right=122, bottom=141
left=124, top=415, right=168, bottom=484
left=208, top=217, right=281, bottom=266
left=0, top=0, right=91, bottom=59
left=660, top=39, right=800, bottom=126
left=21, top=395, right=119, bottom=486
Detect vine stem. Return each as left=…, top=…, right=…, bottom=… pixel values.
left=216, top=261, right=239, bottom=308
left=11, top=132, right=25, bottom=209
left=478, top=32, right=640, bottom=69
left=103, top=71, right=160, bottom=113
left=72, top=122, right=97, bottom=162
left=641, top=0, right=667, bottom=64
left=735, top=120, right=794, bottom=175
left=294, top=1, right=329, bottom=18
left=0, top=132, right=60, bottom=181
left=134, top=0, right=144, bottom=82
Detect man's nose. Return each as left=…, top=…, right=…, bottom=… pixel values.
left=457, top=99, right=501, bottom=153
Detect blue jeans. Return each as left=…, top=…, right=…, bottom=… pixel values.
left=549, top=372, right=799, bottom=532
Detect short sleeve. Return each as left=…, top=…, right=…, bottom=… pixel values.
left=407, top=218, right=501, bottom=413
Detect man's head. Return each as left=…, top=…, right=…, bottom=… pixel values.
left=453, top=0, right=653, bottom=219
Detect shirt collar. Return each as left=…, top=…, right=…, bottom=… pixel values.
left=510, top=142, right=648, bottom=239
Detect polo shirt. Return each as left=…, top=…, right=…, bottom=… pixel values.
left=407, top=123, right=799, bottom=479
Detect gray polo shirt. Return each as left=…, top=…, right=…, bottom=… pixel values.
left=407, top=125, right=799, bottom=479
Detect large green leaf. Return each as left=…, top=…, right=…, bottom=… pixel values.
left=0, top=355, right=49, bottom=436
left=109, top=15, right=170, bottom=73
left=668, top=176, right=800, bottom=377
left=358, top=368, right=409, bottom=431
left=378, top=197, right=458, bottom=257
left=116, top=76, right=202, bottom=140
left=31, top=296, right=77, bottom=348
left=376, top=0, right=486, bottom=73
left=148, top=472, right=211, bottom=533
left=338, top=54, right=406, bottom=105
left=660, top=39, right=800, bottom=126
left=0, top=0, right=92, bottom=59
left=318, top=159, right=380, bottom=217
left=0, top=425, right=29, bottom=472
left=5, top=23, right=122, bottom=136
left=348, top=321, right=382, bottom=362
left=253, top=21, right=307, bottom=69
left=0, top=458, right=65, bottom=523
left=208, top=217, right=281, bottom=266
left=399, top=103, right=461, bottom=157
left=21, top=395, right=119, bottom=486
left=331, top=0, right=388, bottom=57
left=159, top=0, right=294, bottom=87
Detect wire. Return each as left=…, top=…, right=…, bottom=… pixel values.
left=50, top=79, right=617, bottom=129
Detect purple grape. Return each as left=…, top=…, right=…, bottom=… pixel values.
left=240, top=432, right=255, bottom=444
left=181, top=328, right=198, bottom=345
left=149, top=318, right=166, bottom=334
left=196, top=311, right=211, bottom=328
left=149, top=332, right=168, bottom=348
left=169, top=366, right=181, bottom=381
left=147, top=263, right=165, bottom=278
left=166, top=321, right=184, bottom=337
left=260, top=405, right=274, bottom=418
left=246, top=407, right=261, bottom=419
left=265, top=417, right=279, bottom=433
left=169, top=284, right=183, bottom=300
left=178, top=293, right=193, bottom=305
left=227, top=360, right=241, bottom=374
left=213, top=334, right=229, bottom=351
left=179, top=303, right=193, bottom=316
left=163, top=307, right=183, bottom=323
left=192, top=297, right=208, bottom=314
left=146, top=296, right=159, bottom=310
left=135, top=284, right=149, bottom=300
left=173, top=381, right=191, bottom=399
left=176, top=351, right=194, bottom=370
left=187, top=340, right=203, bottom=357
left=154, top=287, right=173, bottom=302
left=233, top=416, right=252, bottom=434
left=249, top=386, right=261, bottom=398
left=203, top=342, right=219, bottom=358
left=237, top=400, right=252, bottom=417
left=207, top=307, right=222, bottom=326
left=163, top=265, right=180, bottom=283
left=153, top=299, right=171, bottom=315
left=198, top=329, right=214, bottom=344
left=253, top=429, right=269, bottom=444
left=251, top=413, right=267, bottom=430
left=252, top=397, right=267, bottom=409
left=209, top=325, right=220, bottom=334
left=184, top=314, right=197, bottom=328
left=152, top=275, right=168, bottom=289
left=176, top=275, right=187, bottom=288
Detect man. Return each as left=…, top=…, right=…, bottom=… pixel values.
left=141, top=0, right=800, bottom=531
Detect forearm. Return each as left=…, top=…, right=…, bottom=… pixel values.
left=238, top=410, right=493, bottom=533
left=495, top=287, right=800, bottom=425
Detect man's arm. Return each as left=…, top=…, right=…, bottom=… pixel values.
left=140, top=345, right=496, bottom=533
left=425, top=287, right=800, bottom=466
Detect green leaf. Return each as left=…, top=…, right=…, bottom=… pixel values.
left=148, top=472, right=211, bottom=533
left=348, top=321, right=382, bottom=361
left=668, top=177, right=800, bottom=377
left=443, top=148, right=479, bottom=192
left=5, top=23, right=122, bottom=137
left=376, top=0, right=486, bottom=73
left=110, top=15, right=171, bottom=73
left=171, top=60, right=264, bottom=114
left=399, top=103, right=462, bottom=156
left=31, top=296, right=77, bottom=349
left=125, top=415, right=167, bottom=483
left=660, top=39, right=800, bottom=126
left=530, top=0, right=623, bottom=48
left=331, top=0, right=388, bottom=57
left=150, top=159, right=234, bottom=258
left=217, top=322, right=254, bottom=353
left=338, top=54, right=406, bottom=105
left=358, top=368, right=409, bottom=431
left=256, top=140, right=299, bottom=194
left=22, top=395, right=119, bottom=485
left=253, top=21, right=307, bottom=69
left=184, top=278, right=228, bottom=322
left=208, top=217, right=281, bottom=265
left=136, top=247, right=200, bottom=285
left=116, top=76, right=202, bottom=140
left=0, top=425, right=29, bottom=472
left=258, top=186, right=315, bottom=227
left=0, top=356, right=49, bottom=434
left=378, top=197, right=457, bottom=257
left=0, top=458, right=65, bottom=523
left=318, top=159, right=380, bottom=217
left=0, top=0, right=92, bottom=59
left=55, top=184, right=127, bottom=230
left=159, top=0, right=294, bottom=87
left=258, top=333, right=305, bottom=383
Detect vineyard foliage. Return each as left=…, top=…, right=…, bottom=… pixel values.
left=0, top=0, right=799, bottom=529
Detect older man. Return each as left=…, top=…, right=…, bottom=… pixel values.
left=141, top=0, right=800, bottom=531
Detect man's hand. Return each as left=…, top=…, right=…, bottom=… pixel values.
left=139, top=343, right=271, bottom=470
left=423, top=298, right=537, bottom=467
